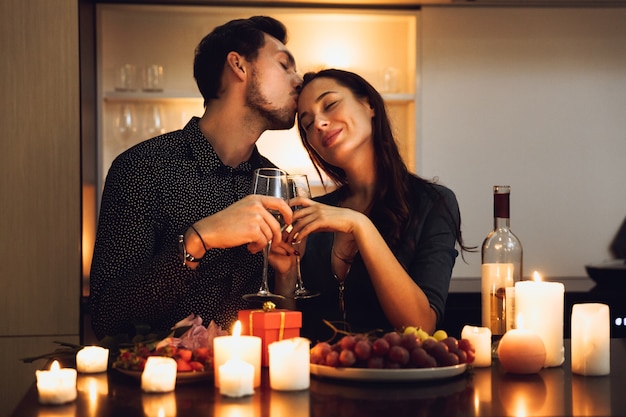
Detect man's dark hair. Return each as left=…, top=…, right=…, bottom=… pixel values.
left=193, top=16, right=287, bottom=106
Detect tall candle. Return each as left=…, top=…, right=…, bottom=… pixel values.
left=141, top=356, right=177, bottom=393
left=515, top=272, right=564, bottom=367
left=268, top=337, right=310, bottom=391
left=36, top=360, right=77, bottom=405
left=571, top=303, right=610, bottom=376
left=214, top=320, right=262, bottom=388
left=219, top=358, right=255, bottom=397
left=461, top=325, right=491, bottom=367
left=76, top=346, right=109, bottom=373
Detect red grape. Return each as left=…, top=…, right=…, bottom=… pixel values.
left=388, top=345, right=410, bottom=365
left=354, top=339, right=372, bottom=361
left=339, top=349, right=357, bottom=367
left=372, top=337, right=390, bottom=356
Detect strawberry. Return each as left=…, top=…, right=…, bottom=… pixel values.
left=189, top=361, right=205, bottom=372
left=194, top=347, right=210, bottom=362
left=177, top=348, right=193, bottom=362
left=176, top=358, right=192, bottom=372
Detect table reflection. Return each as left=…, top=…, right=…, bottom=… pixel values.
left=214, top=391, right=260, bottom=417
left=77, top=373, right=109, bottom=417
left=142, top=392, right=177, bottom=417
left=572, top=375, right=611, bottom=416
left=497, top=373, right=547, bottom=416
left=270, top=390, right=310, bottom=417
left=36, top=403, right=76, bottom=417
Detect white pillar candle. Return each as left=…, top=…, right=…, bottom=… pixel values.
left=461, top=325, right=492, bottom=367
left=219, top=358, right=255, bottom=398
left=214, top=321, right=262, bottom=388
left=36, top=360, right=77, bottom=405
left=571, top=303, right=610, bottom=376
left=76, top=346, right=109, bottom=373
left=515, top=272, right=565, bottom=367
left=268, top=337, right=310, bottom=391
left=141, top=356, right=177, bottom=393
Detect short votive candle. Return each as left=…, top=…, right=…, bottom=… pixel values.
left=571, top=303, right=610, bottom=376
left=268, top=337, right=310, bottom=391
left=76, top=346, right=109, bottom=373
left=219, top=358, right=255, bottom=398
left=461, top=325, right=491, bottom=367
left=141, top=356, right=177, bottom=393
left=36, top=360, right=77, bottom=405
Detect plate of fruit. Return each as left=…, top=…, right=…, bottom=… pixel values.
left=309, top=328, right=475, bottom=382
left=112, top=314, right=227, bottom=384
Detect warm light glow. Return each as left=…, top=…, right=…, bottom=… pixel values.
left=50, top=360, right=61, bottom=372
left=532, top=271, right=542, bottom=282
left=232, top=320, right=242, bottom=337
left=516, top=314, right=525, bottom=329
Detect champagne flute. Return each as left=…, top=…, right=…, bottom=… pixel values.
left=288, top=174, right=320, bottom=299
left=243, top=168, right=289, bottom=303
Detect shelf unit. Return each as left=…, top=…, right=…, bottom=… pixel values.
left=96, top=4, right=419, bottom=197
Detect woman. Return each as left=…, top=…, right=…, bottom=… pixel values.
left=278, top=69, right=473, bottom=344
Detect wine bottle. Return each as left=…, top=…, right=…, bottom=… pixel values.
left=481, top=185, right=523, bottom=340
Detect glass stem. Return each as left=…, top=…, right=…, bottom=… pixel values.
left=259, top=242, right=271, bottom=293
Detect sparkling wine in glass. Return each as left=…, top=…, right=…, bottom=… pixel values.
left=243, top=168, right=289, bottom=303
left=288, top=174, right=320, bottom=299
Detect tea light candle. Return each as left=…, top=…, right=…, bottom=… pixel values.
left=219, top=358, right=255, bottom=397
left=36, top=360, right=77, bottom=404
left=141, top=356, right=177, bottom=393
left=515, top=272, right=565, bottom=367
left=214, top=320, right=262, bottom=388
left=76, top=346, right=109, bottom=373
left=571, top=303, right=610, bottom=376
left=497, top=327, right=546, bottom=374
left=461, top=325, right=491, bottom=367
left=268, top=337, right=310, bottom=391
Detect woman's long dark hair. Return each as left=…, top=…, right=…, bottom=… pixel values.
left=297, top=69, right=474, bottom=257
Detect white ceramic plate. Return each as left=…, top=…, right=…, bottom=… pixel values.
left=310, top=363, right=467, bottom=382
left=114, top=367, right=213, bottom=384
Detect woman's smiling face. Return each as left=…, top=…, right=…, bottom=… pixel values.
left=297, top=77, right=374, bottom=165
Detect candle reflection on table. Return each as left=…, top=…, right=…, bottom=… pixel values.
left=572, top=374, right=611, bottom=416
left=35, top=403, right=76, bottom=417
left=471, top=368, right=492, bottom=416
left=214, top=390, right=261, bottom=417
left=77, top=373, right=109, bottom=417
left=142, top=392, right=177, bottom=417
left=270, top=389, right=310, bottom=417
left=498, top=373, right=547, bottom=416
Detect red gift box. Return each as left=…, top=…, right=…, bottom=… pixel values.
left=238, top=307, right=302, bottom=366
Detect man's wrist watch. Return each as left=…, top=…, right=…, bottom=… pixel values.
left=178, top=234, right=201, bottom=266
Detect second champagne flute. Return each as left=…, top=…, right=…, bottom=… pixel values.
left=288, top=174, right=320, bottom=299
left=243, top=168, right=289, bottom=303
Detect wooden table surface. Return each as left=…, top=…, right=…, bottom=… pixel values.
left=10, top=339, right=626, bottom=417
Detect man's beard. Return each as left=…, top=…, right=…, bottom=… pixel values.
left=246, top=70, right=295, bottom=131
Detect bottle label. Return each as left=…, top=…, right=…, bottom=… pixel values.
left=481, top=263, right=515, bottom=336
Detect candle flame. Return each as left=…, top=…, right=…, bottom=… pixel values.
left=532, top=271, right=542, bottom=282
left=232, top=320, right=242, bottom=337
left=50, top=360, right=61, bottom=372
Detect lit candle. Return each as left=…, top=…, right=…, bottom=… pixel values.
left=497, top=322, right=546, bottom=374
left=571, top=303, right=610, bottom=376
left=213, top=320, right=262, bottom=388
left=141, top=356, right=177, bottom=393
left=268, top=337, right=310, bottom=391
left=76, top=346, right=109, bottom=373
left=219, top=358, right=255, bottom=397
left=515, top=271, right=564, bottom=367
left=461, top=325, right=492, bottom=367
left=36, top=360, right=77, bottom=405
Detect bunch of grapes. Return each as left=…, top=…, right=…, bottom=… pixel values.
left=310, top=331, right=475, bottom=369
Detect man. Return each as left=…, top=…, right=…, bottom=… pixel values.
left=89, top=16, right=302, bottom=339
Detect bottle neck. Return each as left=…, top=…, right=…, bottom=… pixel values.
left=493, top=191, right=511, bottom=230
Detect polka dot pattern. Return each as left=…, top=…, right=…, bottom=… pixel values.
left=89, top=117, right=275, bottom=339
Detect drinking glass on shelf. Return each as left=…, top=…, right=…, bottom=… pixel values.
left=288, top=174, right=319, bottom=299
left=243, top=168, right=289, bottom=303
left=113, top=103, right=138, bottom=147
left=143, top=104, right=166, bottom=137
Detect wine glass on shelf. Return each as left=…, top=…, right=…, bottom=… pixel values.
left=288, top=174, right=320, bottom=299
left=243, top=168, right=289, bottom=303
